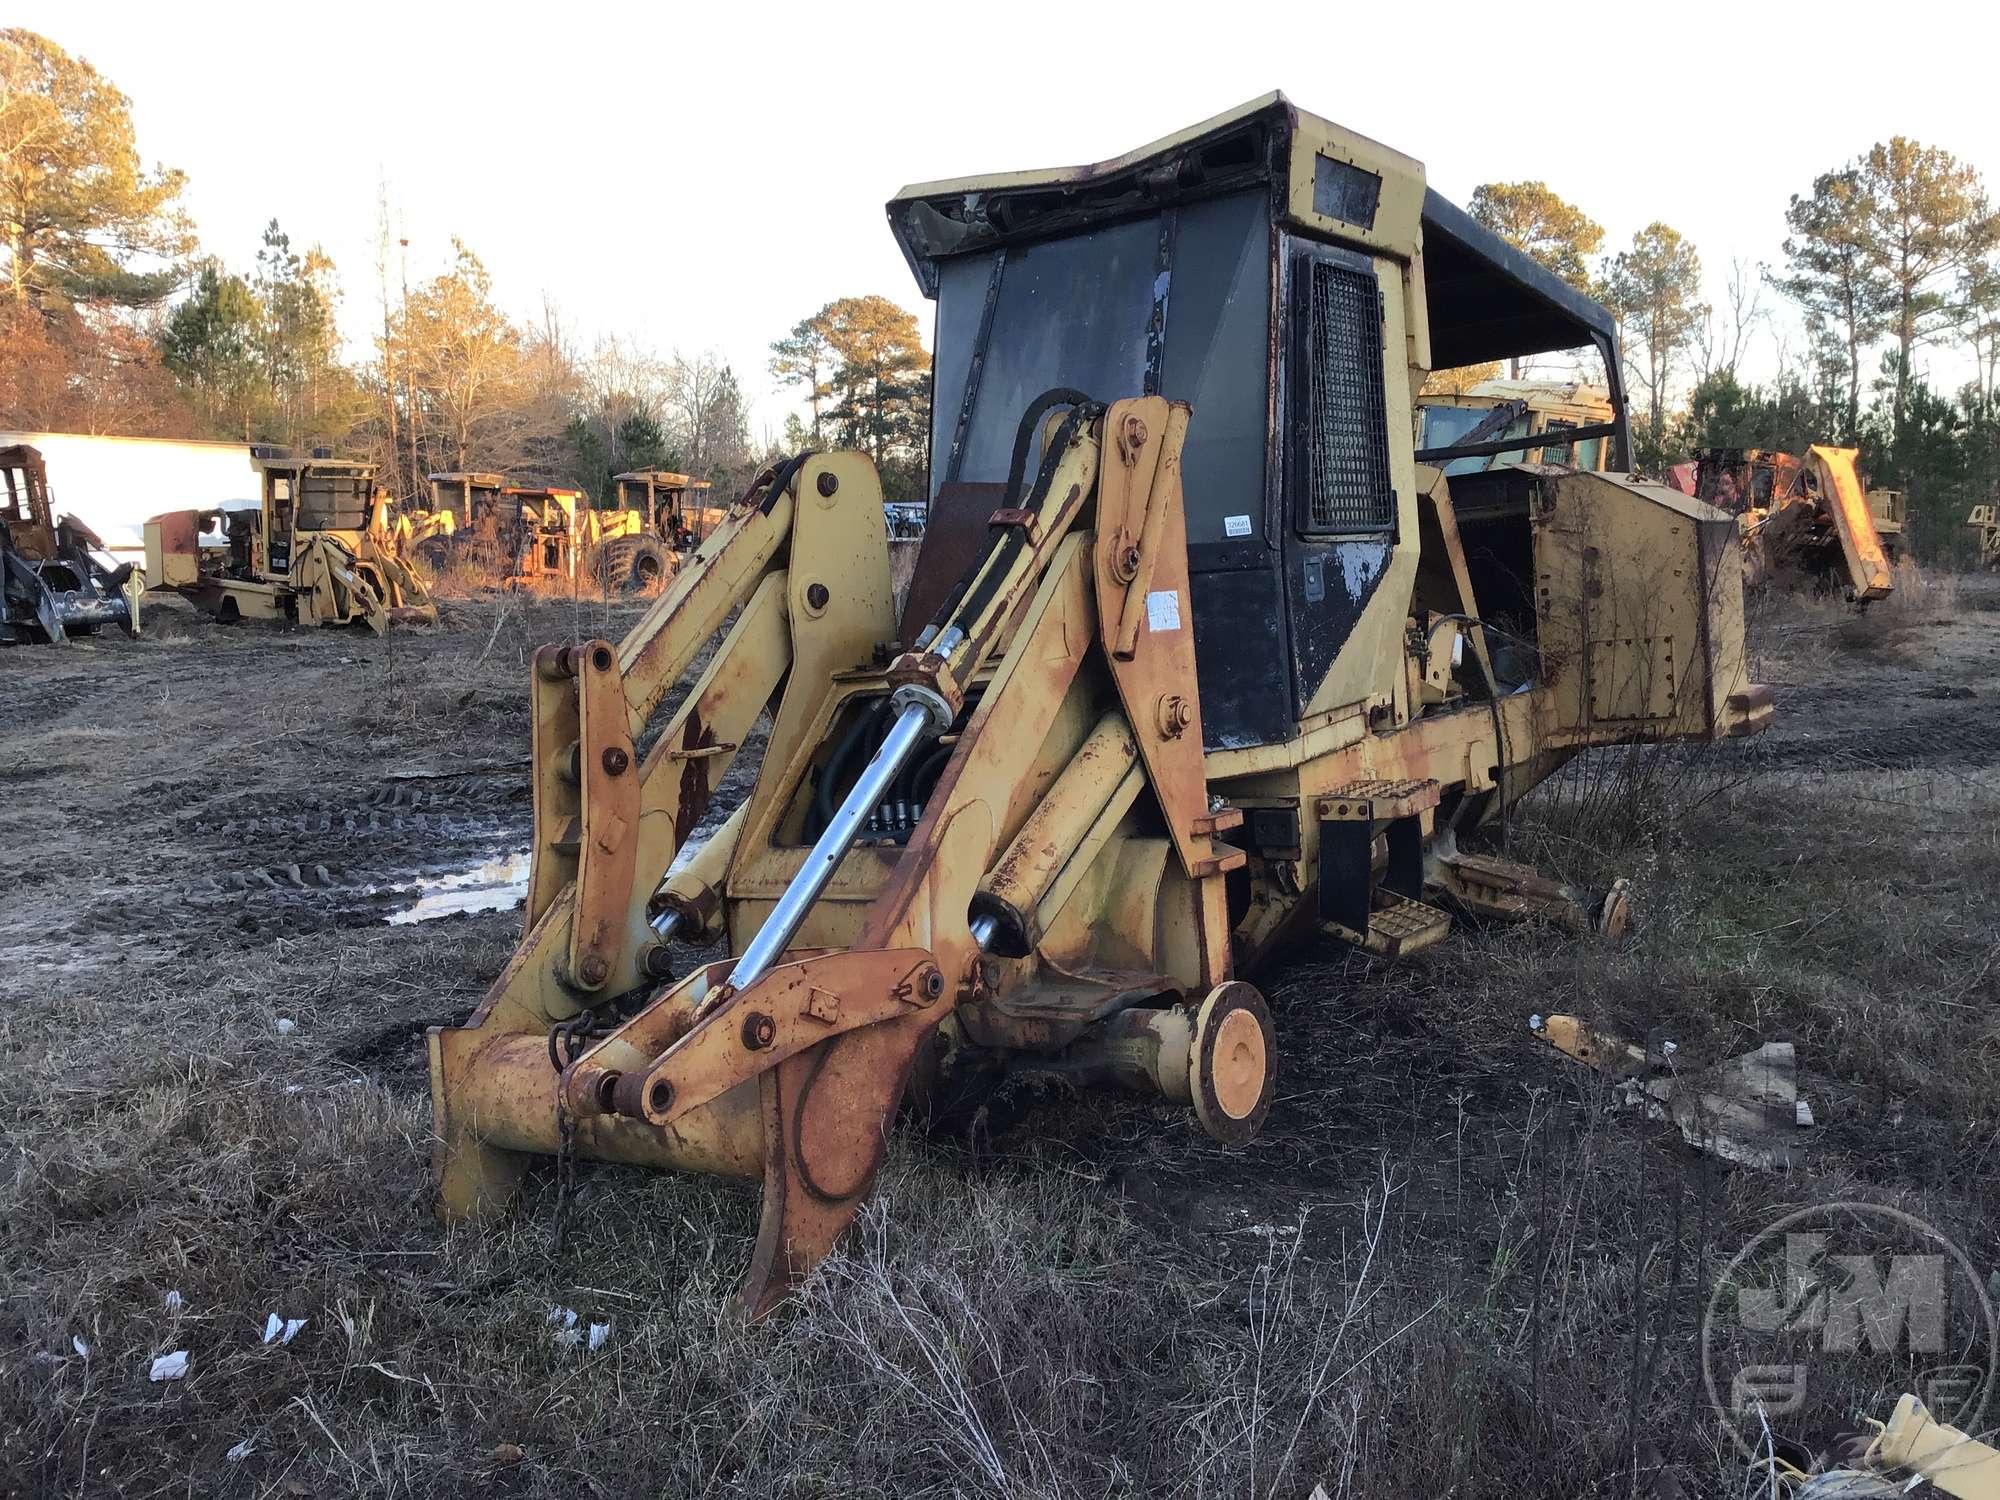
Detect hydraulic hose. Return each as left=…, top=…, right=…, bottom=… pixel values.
left=937, top=394, right=1099, bottom=643
left=810, top=698, right=888, bottom=838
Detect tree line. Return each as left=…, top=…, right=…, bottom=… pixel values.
left=1461, top=144, right=2000, bottom=558
left=0, top=29, right=935, bottom=504
left=7, top=26, right=2000, bottom=554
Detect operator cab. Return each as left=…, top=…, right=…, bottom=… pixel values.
left=889, top=92, right=1629, bottom=751
left=612, top=470, right=714, bottom=550
left=252, top=456, right=378, bottom=578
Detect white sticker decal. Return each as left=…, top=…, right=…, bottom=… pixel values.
left=1223, top=513, right=1253, bottom=538
left=1145, top=589, right=1182, bottom=633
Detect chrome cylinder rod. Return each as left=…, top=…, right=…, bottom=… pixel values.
left=729, top=702, right=933, bottom=991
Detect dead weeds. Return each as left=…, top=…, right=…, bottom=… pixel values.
left=3, top=580, right=1998, bottom=1498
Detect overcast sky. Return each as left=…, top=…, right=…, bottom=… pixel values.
left=29, top=1, right=2000, bottom=436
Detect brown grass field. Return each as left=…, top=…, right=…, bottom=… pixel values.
left=2, top=567, right=1996, bottom=1498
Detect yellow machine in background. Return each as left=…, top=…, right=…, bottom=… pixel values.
left=1416, top=380, right=1616, bottom=475
left=612, top=470, right=717, bottom=553
left=145, top=454, right=437, bottom=632
left=402, top=470, right=669, bottom=590
left=1672, top=445, right=1897, bottom=601
left=1968, top=502, right=2000, bottom=569
left=428, top=94, right=1769, bottom=1315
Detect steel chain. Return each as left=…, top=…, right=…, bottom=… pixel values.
left=551, top=1102, right=576, bottom=1254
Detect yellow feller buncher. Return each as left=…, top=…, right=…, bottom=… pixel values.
left=404, top=472, right=668, bottom=591
left=1416, top=380, right=1617, bottom=476
left=1675, top=445, right=1898, bottom=601
left=1967, top=502, right=2000, bottom=569
left=611, top=470, right=716, bottom=555
left=428, top=94, right=1772, bottom=1315
left=146, top=454, right=437, bottom=632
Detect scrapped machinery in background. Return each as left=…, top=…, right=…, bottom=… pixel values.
left=0, top=443, right=139, bottom=646
left=402, top=471, right=667, bottom=591
left=145, top=454, right=437, bottom=633
left=1667, top=446, right=1900, bottom=601
left=611, top=470, right=716, bottom=555
left=1416, top=379, right=1616, bottom=476
left=428, top=94, right=1771, bottom=1315
left=1968, top=501, right=2000, bottom=569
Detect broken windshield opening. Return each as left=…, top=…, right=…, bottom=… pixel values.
left=929, top=189, right=1272, bottom=548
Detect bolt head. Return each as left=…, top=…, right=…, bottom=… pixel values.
left=920, top=967, right=945, bottom=1001
left=601, top=745, right=631, bottom=776
left=816, top=471, right=839, bottom=497
left=578, top=954, right=610, bottom=986
left=742, top=1012, right=777, bottom=1049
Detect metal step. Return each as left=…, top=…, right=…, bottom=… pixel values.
left=1317, top=777, right=1442, bottom=823
left=1335, top=891, right=1452, bottom=957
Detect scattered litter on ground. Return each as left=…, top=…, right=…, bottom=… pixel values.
left=276, top=1017, right=296, bottom=1035
left=261, top=1313, right=306, bottom=1345
left=71, top=1336, right=88, bottom=1359
left=149, top=1351, right=188, bottom=1382
left=1531, top=1014, right=1815, bottom=1170
left=162, top=1290, right=183, bottom=1312
left=547, top=1305, right=581, bottom=1348
left=587, top=1322, right=611, bottom=1352
left=225, top=1438, right=255, bottom=1462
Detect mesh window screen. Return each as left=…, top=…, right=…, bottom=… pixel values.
left=1303, top=259, right=1392, bottom=533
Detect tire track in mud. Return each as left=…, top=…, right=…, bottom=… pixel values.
left=96, top=774, right=542, bottom=937
left=1714, top=682, right=2000, bottom=775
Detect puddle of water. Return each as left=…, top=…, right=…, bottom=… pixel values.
left=385, top=851, right=532, bottom=925
left=383, top=825, right=711, bottom=927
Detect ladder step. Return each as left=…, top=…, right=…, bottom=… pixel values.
left=1359, top=892, right=1452, bottom=957
left=1318, top=778, right=1442, bottom=822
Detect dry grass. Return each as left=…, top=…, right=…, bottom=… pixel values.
left=3, top=580, right=1997, bottom=1498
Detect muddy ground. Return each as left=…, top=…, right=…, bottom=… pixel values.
left=2, top=573, right=1997, bottom=1498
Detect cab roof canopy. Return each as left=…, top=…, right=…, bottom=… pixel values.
left=886, top=90, right=1620, bottom=376
left=614, top=471, right=712, bottom=490
left=253, top=454, right=373, bottom=475
left=430, top=471, right=507, bottom=487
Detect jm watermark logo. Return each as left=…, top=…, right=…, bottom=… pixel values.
left=1702, top=1202, right=1997, bottom=1460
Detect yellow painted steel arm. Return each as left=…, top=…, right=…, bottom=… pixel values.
left=616, top=475, right=796, bottom=733
left=1805, top=445, right=1894, bottom=601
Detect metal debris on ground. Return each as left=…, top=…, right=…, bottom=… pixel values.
left=1530, top=1014, right=1815, bottom=1169
left=1777, top=1394, right=2000, bottom=1500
